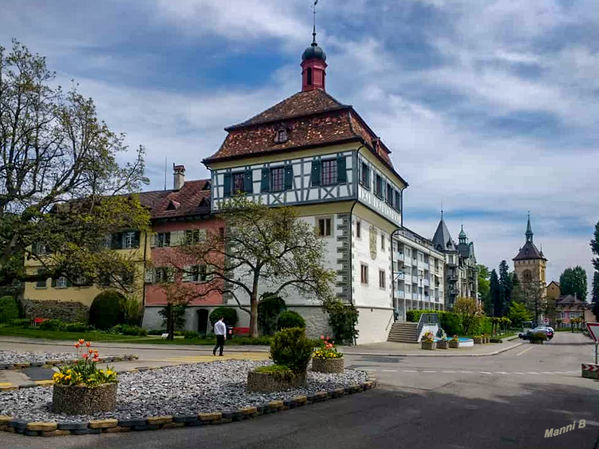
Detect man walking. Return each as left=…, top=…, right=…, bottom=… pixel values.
left=213, top=317, right=227, bottom=356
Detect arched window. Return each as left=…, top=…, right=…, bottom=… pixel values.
left=523, top=269, right=532, bottom=282
left=307, top=68, right=312, bottom=85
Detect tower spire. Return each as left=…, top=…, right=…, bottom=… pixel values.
left=301, top=0, right=327, bottom=92
left=526, top=212, right=533, bottom=243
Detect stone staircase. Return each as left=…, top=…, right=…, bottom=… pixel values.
left=387, top=321, right=419, bottom=343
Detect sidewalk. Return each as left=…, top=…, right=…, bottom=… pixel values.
left=0, top=335, right=522, bottom=358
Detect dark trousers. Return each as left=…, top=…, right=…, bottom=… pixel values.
left=213, top=335, right=225, bottom=355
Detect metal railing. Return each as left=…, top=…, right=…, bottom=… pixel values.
left=416, top=312, right=440, bottom=340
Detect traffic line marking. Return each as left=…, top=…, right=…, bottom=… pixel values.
left=479, top=371, right=492, bottom=374
left=442, top=370, right=456, bottom=373
left=422, top=370, right=436, bottom=373
left=516, top=346, right=534, bottom=357
left=460, top=371, right=473, bottom=374
left=382, top=369, right=397, bottom=372
left=402, top=370, right=417, bottom=373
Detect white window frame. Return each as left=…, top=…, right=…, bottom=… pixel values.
left=379, top=270, right=386, bottom=289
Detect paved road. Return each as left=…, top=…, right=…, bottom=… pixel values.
left=1, top=332, right=598, bottom=449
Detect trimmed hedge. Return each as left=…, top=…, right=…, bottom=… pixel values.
left=89, top=291, right=126, bottom=330
left=276, top=310, right=305, bottom=330
left=0, top=296, right=19, bottom=323
left=406, top=309, right=493, bottom=337
left=110, top=324, right=147, bottom=336
left=209, top=307, right=238, bottom=327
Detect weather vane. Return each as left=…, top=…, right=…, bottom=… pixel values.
left=312, top=0, right=319, bottom=44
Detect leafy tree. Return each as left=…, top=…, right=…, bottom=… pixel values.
left=489, top=269, right=505, bottom=317
left=477, top=264, right=491, bottom=315
left=180, top=196, right=336, bottom=337
left=453, top=297, right=483, bottom=335
left=521, top=282, right=546, bottom=325
left=498, top=260, right=512, bottom=312
left=592, top=271, right=599, bottom=321
left=508, top=301, right=531, bottom=328
left=0, top=41, right=149, bottom=291
left=559, top=266, right=588, bottom=300
left=591, top=220, right=599, bottom=272
left=257, top=293, right=286, bottom=336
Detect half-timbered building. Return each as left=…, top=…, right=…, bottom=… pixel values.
left=203, top=35, right=407, bottom=343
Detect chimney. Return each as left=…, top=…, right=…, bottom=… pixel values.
left=173, top=164, right=185, bottom=190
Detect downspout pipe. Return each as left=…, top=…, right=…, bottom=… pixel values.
left=390, top=187, right=406, bottom=321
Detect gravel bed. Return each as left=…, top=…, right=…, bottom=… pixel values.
left=0, top=350, right=133, bottom=366
left=0, top=360, right=368, bottom=422
left=0, top=350, right=80, bottom=366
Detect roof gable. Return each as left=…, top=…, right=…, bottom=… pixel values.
left=513, top=241, right=546, bottom=261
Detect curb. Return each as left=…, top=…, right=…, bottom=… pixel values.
left=0, top=378, right=376, bottom=437
left=0, top=355, right=139, bottom=371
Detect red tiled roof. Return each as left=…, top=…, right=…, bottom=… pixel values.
left=138, top=179, right=211, bottom=220
left=204, top=89, right=401, bottom=181
left=227, top=89, right=348, bottom=129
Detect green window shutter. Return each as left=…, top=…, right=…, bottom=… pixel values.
left=311, top=160, right=321, bottom=186
left=337, top=155, right=347, bottom=183
left=284, top=165, right=293, bottom=190
left=133, top=231, right=141, bottom=248
left=51, top=278, right=57, bottom=288
left=66, top=278, right=73, bottom=287
left=223, top=173, right=231, bottom=198
left=244, top=169, right=253, bottom=193
left=261, top=167, right=270, bottom=192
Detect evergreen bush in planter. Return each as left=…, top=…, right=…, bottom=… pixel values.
left=247, top=327, right=313, bottom=392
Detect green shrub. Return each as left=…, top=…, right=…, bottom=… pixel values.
left=325, top=300, right=359, bottom=344
left=258, top=293, right=286, bottom=336
left=148, top=329, right=165, bottom=335
left=89, top=290, right=126, bottom=330
left=270, top=327, right=313, bottom=374
left=0, top=296, right=19, bottom=323
left=276, top=310, right=305, bottom=330
left=183, top=330, right=200, bottom=339
left=64, top=322, right=92, bottom=332
left=209, top=307, right=238, bottom=327
left=39, top=319, right=66, bottom=331
left=439, top=312, right=462, bottom=336
left=254, top=364, right=294, bottom=381
left=234, top=336, right=272, bottom=345
left=9, top=318, right=31, bottom=327
left=122, top=297, right=144, bottom=325
left=406, top=309, right=438, bottom=323
left=110, top=323, right=147, bottom=336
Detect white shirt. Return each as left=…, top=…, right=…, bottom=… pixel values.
left=214, top=320, right=227, bottom=336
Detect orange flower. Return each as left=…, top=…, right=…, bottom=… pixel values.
left=82, top=353, right=89, bottom=359
left=88, top=348, right=94, bottom=354
left=74, top=343, right=80, bottom=348
left=85, top=341, right=91, bottom=347
left=78, top=339, right=84, bottom=344
left=92, top=357, right=99, bottom=363
left=93, top=350, right=99, bottom=356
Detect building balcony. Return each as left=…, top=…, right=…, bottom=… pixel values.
left=397, top=290, right=405, bottom=299
left=423, top=278, right=430, bottom=287
left=412, top=276, right=419, bottom=283
left=396, top=272, right=405, bottom=281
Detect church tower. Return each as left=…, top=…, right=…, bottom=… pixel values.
left=513, top=214, right=547, bottom=295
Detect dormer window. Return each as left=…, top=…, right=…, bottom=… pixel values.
left=274, top=127, right=288, bottom=144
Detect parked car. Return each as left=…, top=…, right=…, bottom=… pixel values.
left=519, top=326, right=554, bottom=341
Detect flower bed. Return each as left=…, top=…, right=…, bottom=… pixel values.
left=312, top=336, right=344, bottom=373
left=0, top=360, right=369, bottom=425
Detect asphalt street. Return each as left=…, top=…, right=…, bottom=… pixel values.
left=1, top=332, right=598, bottom=449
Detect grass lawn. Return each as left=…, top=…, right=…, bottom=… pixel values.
left=0, top=326, right=271, bottom=345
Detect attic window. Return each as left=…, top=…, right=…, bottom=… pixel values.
left=166, top=200, right=180, bottom=211
left=199, top=198, right=210, bottom=208
left=274, top=127, right=288, bottom=144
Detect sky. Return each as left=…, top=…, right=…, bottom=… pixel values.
left=2, top=0, right=598, bottom=298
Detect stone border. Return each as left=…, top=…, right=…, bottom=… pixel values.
left=0, top=378, right=376, bottom=437
left=0, top=355, right=138, bottom=371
